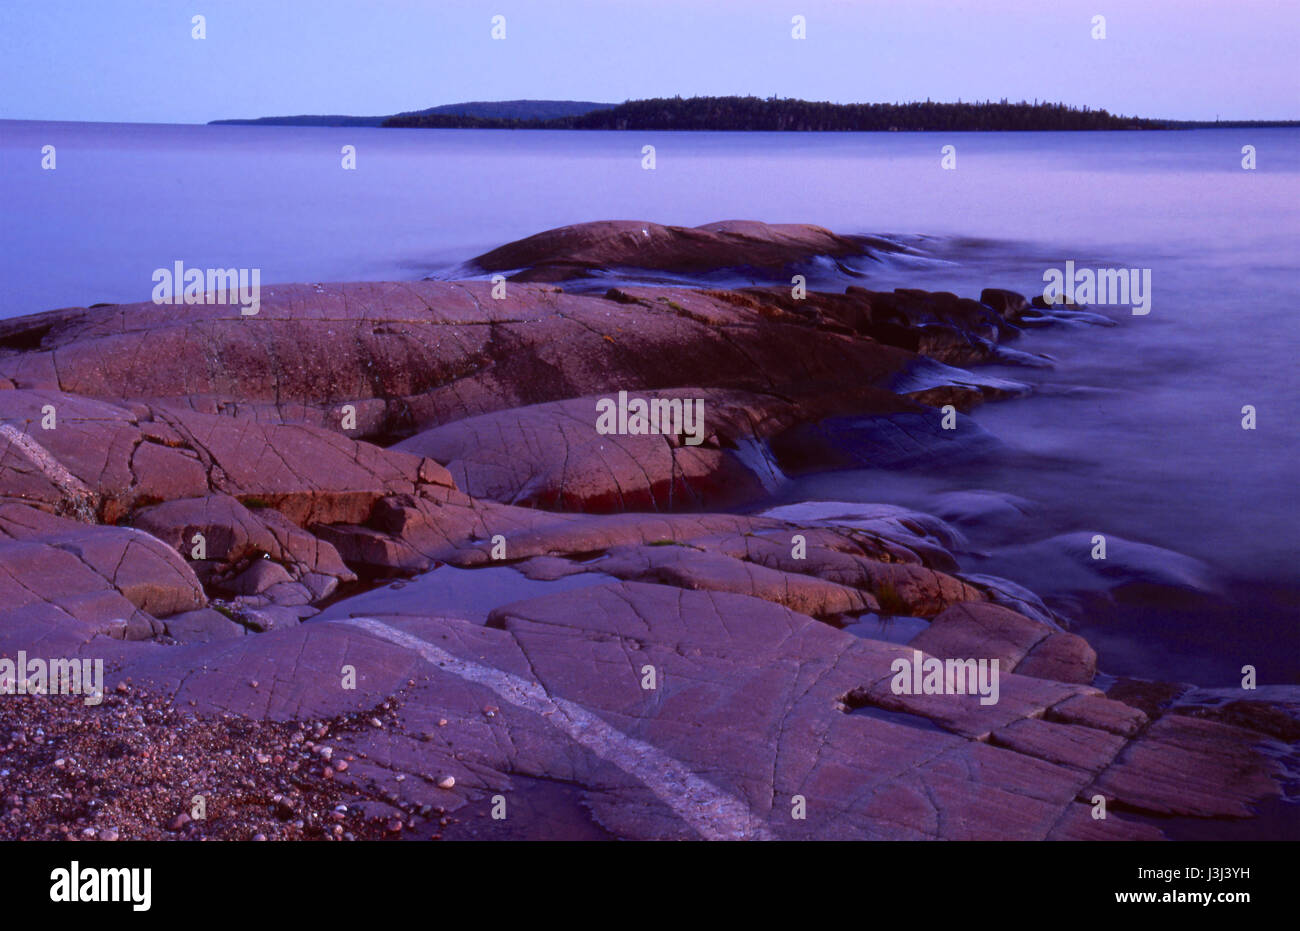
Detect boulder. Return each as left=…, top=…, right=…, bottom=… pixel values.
left=470, top=219, right=875, bottom=281
left=0, top=503, right=204, bottom=650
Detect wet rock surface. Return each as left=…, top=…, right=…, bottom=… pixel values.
left=469, top=219, right=879, bottom=283
left=0, top=221, right=1289, bottom=840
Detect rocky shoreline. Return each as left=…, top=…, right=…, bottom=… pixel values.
left=0, top=220, right=1290, bottom=840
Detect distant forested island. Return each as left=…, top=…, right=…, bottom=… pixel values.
left=385, top=96, right=1164, bottom=131
left=211, top=99, right=613, bottom=127
left=213, top=96, right=1299, bottom=131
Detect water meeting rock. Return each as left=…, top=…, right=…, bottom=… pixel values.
left=0, top=221, right=1287, bottom=840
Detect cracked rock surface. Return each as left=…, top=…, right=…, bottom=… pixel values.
left=0, top=221, right=1290, bottom=840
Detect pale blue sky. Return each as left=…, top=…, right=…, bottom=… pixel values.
left=1, top=0, right=1296, bottom=123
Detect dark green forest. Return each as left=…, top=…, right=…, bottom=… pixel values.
left=383, top=96, right=1167, bottom=131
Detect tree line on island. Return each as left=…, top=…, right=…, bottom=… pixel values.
left=382, top=96, right=1167, bottom=131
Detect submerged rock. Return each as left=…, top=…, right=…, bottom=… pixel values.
left=771, top=411, right=1002, bottom=472
left=992, top=531, right=1222, bottom=598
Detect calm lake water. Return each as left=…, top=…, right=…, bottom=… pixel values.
left=3, top=120, right=1298, bottom=684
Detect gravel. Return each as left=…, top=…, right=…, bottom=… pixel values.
left=0, top=685, right=451, bottom=841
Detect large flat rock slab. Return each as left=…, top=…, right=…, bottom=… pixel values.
left=100, top=578, right=1251, bottom=840
left=0, top=280, right=920, bottom=443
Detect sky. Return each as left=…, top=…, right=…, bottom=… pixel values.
left=1, top=0, right=1297, bottom=123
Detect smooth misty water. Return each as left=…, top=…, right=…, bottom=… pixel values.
left=3, top=121, right=1297, bottom=684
